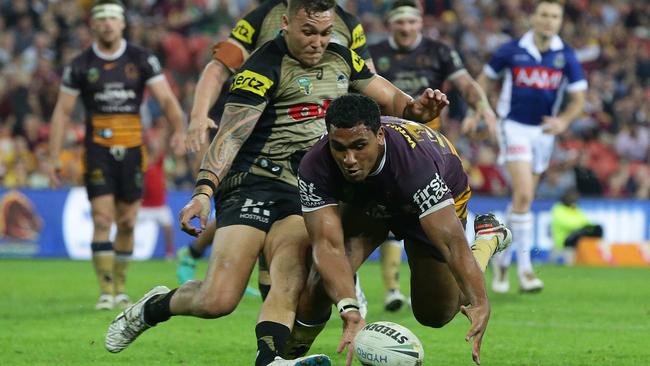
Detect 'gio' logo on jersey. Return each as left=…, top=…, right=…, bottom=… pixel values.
left=231, top=70, right=274, bottom=97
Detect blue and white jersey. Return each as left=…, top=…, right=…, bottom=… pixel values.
left=483, top=31, right=587, bottom=126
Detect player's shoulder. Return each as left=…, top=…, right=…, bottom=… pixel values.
left=231, top=0, right=283, bottom=46
left=124, top=42, right=152, bottom=58
left=334, top=4, right=361, bottom=30
left=68, top=47, right=94, bottom=68
left=244, top=36, right=286, bottom=69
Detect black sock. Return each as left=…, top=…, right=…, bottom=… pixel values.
left=188, top=243, right=203, bottom=259
left=255, top=321, right=290, bottom=366
left=143, top=289, right=177, bottom=326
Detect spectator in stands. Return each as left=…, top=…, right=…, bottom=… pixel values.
left=550, top=189, right=603, bottom=265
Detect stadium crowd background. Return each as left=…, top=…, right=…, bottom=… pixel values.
left=0, top=0, right=648, bottom=199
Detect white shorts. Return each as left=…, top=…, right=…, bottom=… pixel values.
left=138, top=205, right=174, bottom=226
left=498, top=119, right=555, bottom=174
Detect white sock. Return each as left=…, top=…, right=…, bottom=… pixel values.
left=509, top=212, right=534, bottom=278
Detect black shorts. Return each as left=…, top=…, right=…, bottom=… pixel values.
left=84, top=144, right=146, bottom=202
left=214, top=172, right=301, bottom=233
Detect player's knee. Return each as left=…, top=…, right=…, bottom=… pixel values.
left=92, top=212, right=112, bottom=232
left=116, top=215, right=136, bottom=234
left=412, top=307, right=455, bottom=328
left=512, top=190, right=534, bottom=210
left=196, top=292, right=239, bottom=318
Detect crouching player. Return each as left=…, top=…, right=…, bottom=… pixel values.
left=291, top=94, right=511, bottom=365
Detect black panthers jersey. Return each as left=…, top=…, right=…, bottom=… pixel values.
left=223, top=33, right=375, bottom=187
left=369, top=37, right=465, bottom=97
left=229, top=0, right=370, bottom=62
left=61, top=40, right=164, bottom=148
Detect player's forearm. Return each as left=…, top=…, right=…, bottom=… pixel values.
left=313, top=238, right=357, bottom=303
left=48, top=103, right=70, bottom=161
left=558, top=91, right=586, bottom=126
left=190, top=61, right=230, bottom=120
left=160, top=94, right=186, bottom=133
left=199, top=105, right=261, bottom=187
left=476, top=73, right=494, bottom=104
left=458, top=76, right=490, bottom=112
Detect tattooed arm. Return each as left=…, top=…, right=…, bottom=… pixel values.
left=179, top=103, right=264, bottom=235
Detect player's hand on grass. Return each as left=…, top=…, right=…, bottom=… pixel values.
left=179, top=194, right=211, bottom=236
left=337, top=310, right=365, bottom=366
left=408, top=88, right=450, bottom=122
left=541, top=116, right=569, bottom=135
left=460, top=303, right=491, bottom=365
left=186, top=116, right=218, bottom=153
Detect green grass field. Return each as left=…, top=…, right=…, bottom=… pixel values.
left=2, top=259, right=649, bottom=365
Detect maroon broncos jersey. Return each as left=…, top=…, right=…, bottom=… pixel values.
left=298, top=116, right=470, bottom=243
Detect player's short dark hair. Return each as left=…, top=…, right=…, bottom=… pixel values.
left=287, top=0, right=336, bottom=17
left=390, top=0, right=419, bottom=11
left=325, top=94, right=381, bottom=134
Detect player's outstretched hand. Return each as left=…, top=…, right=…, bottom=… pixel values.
left=337, top=311, right=365, bottom=366
left=460, top=303, right=491, bottom=365
left=186, top=116, right=218, bottom=153
left=179, top=194, right=211, bottom=236
left=409, top=88, right=450, bottom=122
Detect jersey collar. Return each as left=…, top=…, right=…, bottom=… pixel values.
left=518, top=30, right=563, bottom=62
left=388, top=33, right=423, bottom=52
left=92, top=39, right=127, bottom=61
left=368, top=137, right=387, bottom=177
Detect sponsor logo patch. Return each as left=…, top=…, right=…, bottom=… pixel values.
left=298, top=177, right=324, bottom=207
left=351, top=24, right=367, bottom=50
left=297, top=77, right=313, bottom=95
left=412, top=173, right=450, bottom=213
left=232, top=19, right=255, bottom=44
left=231, top=70, right=274, bottom=97
left=351, top=49, right=365, bottom=73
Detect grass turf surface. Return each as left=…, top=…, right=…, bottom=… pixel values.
left=2, top=259, right=649, bottom=365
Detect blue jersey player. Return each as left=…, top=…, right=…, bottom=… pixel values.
left=477, top=0, right=587, bottom=293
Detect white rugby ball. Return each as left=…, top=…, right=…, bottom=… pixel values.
left=354, top=321, right=424, bottom=366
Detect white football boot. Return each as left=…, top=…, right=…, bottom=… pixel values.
left=384, top=290, right=406, bottom=312
left=519, top=272, right=544, bottom=293
left=95, top=294, right=114, bottom=310
left=491, top=262, right=510, bottom=294
left=114, top=293, right=132, bottom=310
left=105, top=285, right=170, bottom=353
left=268, top=354, right=331, bottom=366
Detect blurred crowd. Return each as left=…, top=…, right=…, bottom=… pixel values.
left=0, top=0, right=648, bottom=199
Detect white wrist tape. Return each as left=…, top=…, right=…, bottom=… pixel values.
left=336, top=298, right=360, bottom=314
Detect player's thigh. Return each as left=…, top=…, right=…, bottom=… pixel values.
left=115, top=198, right=141, bottom=225
left=264, top=214, right=310, bottom=293
left=404, top=239, right=461, bottom=327
left=115, top=146, right=146, bottom=202
left=340, top=203, right=390, bottom=270
left=84, top=144, right=116, bottom=202
left=201, top=224, right=266, bottom=299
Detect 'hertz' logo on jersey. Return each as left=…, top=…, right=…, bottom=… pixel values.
left=513, top=66, right=563, bottom=90
left=351, top=24, right=366, bottom=50
left=231, top=19, right=255, bottom=45
left=351, top=49, right=365, bottom=73
left=231, top=70, right=274, bottom=97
